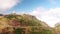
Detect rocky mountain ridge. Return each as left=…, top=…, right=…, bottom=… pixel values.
left=0, top=13, right=58, bottom=34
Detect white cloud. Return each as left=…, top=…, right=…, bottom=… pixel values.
left=47, top=0, right=56, bottom=4
left=30, top=7, right=60, bottom=27
left=0, top=0, right=21, bottom=11
left=50, top=0, right=56, bottom=4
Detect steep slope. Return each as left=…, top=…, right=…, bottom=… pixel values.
left=0, top=14, right=55, bottom=34
left=4, top=14, right=48, bottom=27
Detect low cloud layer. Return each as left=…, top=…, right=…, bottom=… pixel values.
left=0, top=0, right=21, bottom=11
left=30, top=7, right=60, bottom=27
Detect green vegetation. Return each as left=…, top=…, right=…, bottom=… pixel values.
left=0, top=14, right=57, bottom=34
left=28, top=27, right=53, bottom=34
left=30, top=30, right=52, bottom=34
left=5, top=15, right=17, bottom=20
left=14, top=28, right=25, bottom=34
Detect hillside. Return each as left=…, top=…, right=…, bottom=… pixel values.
left=0, top=13, right=56, bottom=34
left=55, top=22, right=60, bottom=34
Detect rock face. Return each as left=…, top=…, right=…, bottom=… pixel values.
left=0, top=14, right=55, bottom=34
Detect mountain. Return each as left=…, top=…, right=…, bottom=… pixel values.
left=55, top=22, right=60, bottom=34
left=0, top=13, right=56, bottom=34
left=2, top=14, right=48, bottom=27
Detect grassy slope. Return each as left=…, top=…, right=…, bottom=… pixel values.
left=0, top=14, right=56, bottom=34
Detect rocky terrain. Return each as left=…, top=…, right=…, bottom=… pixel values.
left=0, top=13, right=59, bottom=34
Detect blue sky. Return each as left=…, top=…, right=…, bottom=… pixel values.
left=7, top=0, right=57, bottom=13
left=11, top=0, right=53, bottom=11
left=0, top=0, right=60, bottom=13
left=1, top=0, right=60, bottom=27
left=11, top=0, right=48, bottom=12
left=9, top=0, right=60, bottom=13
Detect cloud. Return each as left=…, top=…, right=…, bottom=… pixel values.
left=47, top=0, right=56, bottom=4
left=50, top=0, right=56, bottom=4
left=0, top=0, right=21, bottom=11
left=30, top=7, right=60, bottom=27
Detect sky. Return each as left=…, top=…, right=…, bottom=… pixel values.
left=0, top=0, right=60, bottom=27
